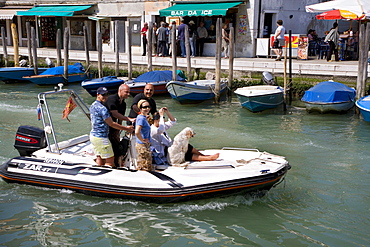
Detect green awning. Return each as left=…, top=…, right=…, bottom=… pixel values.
left=17, top=5, right=93, bottom=17
left=159, top=2, right=242, bottom=17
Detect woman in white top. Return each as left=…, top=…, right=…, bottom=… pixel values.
left=150, top=107, right=176, bottom=168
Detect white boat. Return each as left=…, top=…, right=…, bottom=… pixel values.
left=166, top=80, right=228, bottom=104
left=234, top=85, right=284, bottom=112
left=0, top=88, right=290, bottom=203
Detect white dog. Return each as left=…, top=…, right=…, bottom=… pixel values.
left=167, top=127, right=195, bottom=165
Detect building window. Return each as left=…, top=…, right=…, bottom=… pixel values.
left=21, top=18, right=36, bottom=38
left=101, top=21, right=110, bottom=43
left=71, top=20, right=84, bottom=36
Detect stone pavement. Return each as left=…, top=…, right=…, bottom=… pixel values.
left=1, top=46, right=367, bottom=78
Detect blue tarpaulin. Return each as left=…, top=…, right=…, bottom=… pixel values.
left=133, top=70, right=186, bottom=83
left=301, top=81, right=356, bottom=103
left=41, top=63, right=85, bottom=75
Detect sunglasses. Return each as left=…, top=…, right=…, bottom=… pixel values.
left=141, top=105, right=151, bottom=109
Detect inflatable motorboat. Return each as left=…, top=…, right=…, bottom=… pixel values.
left=0, top=88, right=291, bottom=203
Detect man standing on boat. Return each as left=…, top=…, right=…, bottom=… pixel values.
left=90, top=87, right=134, bottom=168
left=128, top=84, right=157, bottom=123
left=104, top=84, right=135, bottom=167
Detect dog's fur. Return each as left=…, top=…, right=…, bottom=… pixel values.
left=167, top=127, right=195, bottom=165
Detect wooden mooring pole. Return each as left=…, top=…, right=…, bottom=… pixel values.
left=127, top=21, right=132, bottom=80
left=31, top=27, right=38, bottom=75
left=171, top=24, right=177, bottom=81
left=56, top=29, right=62, bottom=67
left=97, top=32, right=103, bottom=78
left=83, top=26, right=90, bottom=73
left=26, top=22, right=32, bottom=67
left=214, top=18, right=222, bottom=103
left=185, top=25, right=191, bottom=81
left=1, top=27, right=8, bottom=67
left=147, top=22, right=153, bottom=72
left=114, top=21, right=119, bottom=77
left=63, top=27, right=69, bottom=83
left=11, top=23, right=19, bottom=67
left=228, top=26, right=234, bottom=97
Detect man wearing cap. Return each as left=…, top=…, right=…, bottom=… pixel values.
left=90, top=87, right=134, bottom=168
left=128, top=84, right=157, bottom=123
left=188, top=20, right=197, bottom=57
left=104, top=84, right=135, bottom=166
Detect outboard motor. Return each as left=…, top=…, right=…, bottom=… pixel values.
left=14, top=126, right=47, bottom=156
left=262, top=71, right=276, bottom=85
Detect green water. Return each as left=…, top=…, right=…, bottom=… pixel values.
left=0, top=82, right=369, bottom=246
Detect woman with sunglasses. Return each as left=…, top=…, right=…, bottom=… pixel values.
left=135, top=99, right=153, bottom=171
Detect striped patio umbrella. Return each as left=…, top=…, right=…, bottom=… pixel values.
left=316, top=9, right=365, bottom=20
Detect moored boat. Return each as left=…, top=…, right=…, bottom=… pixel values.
left=81, top=76, right=124, bottom=96
left=0, top=88, right=290, bottom=203
left=166, top=80, right=227, bottom=104
left=0, top=67, right=48, bottom=83
left=355, top=95, right=370, bottom=122
left=125, top=70, right=186, bottom=95
left=234, top=85, right=284, bottom=112
left=23, top=63, right=89, bottom=85
left=301, top=80, right=356, bottom=113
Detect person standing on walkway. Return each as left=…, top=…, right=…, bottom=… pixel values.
left=156, top=22, right=168, bottom=57
left=177, top=19, right=187, bottom=57
left=188, top=20, right=197, bottom=57
left=324, top=22, right=339, bottom=62
left=141, top=22, right=148, bottom=56
left=197, top=22, right=208, bottom=56
left=273, top=20, right=286, bottom=61
left=168, top=21, right=177, bottom=56
left=221, top=24, right=230, bottom=59
left=89, top=87, right=133, bottom=168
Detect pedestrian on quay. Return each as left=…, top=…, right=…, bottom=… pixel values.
left=188, top=20, right=197, bottom=57
left=273, top=20, right=286, bottom=61
left=177, top=19, right=187, bottom=57
left=196, top=21, right=208, bottom=56
left=168, top=21, right=177, bottom=57
left=156, top=22, right=168, bottom=57
left=141, top=22, right=148, bottom=56
left=324, top=22, right=339, bottom=62
left=221, top=23, right=230, bottom=59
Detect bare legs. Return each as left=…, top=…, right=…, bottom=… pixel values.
left=95, top=156, right=115, bottom=168
left=191, top=147, right=220, bottom=161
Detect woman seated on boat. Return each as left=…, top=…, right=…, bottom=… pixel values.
left=151, top=109, right=219, bottom=167
left=150, top=107, right=176, bottom=169
left=135, top=99, right=153, bottom=171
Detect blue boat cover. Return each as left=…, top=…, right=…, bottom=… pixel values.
left=40, top=62, right=85, bottom=75
left=84, top=76, right=122, bottom=84
left=133, top=70, right=186, bottom=83
left=301, top=81, right=356, bottom=103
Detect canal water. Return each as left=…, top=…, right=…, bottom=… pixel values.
left=0, top=82, right=369, bottom=246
